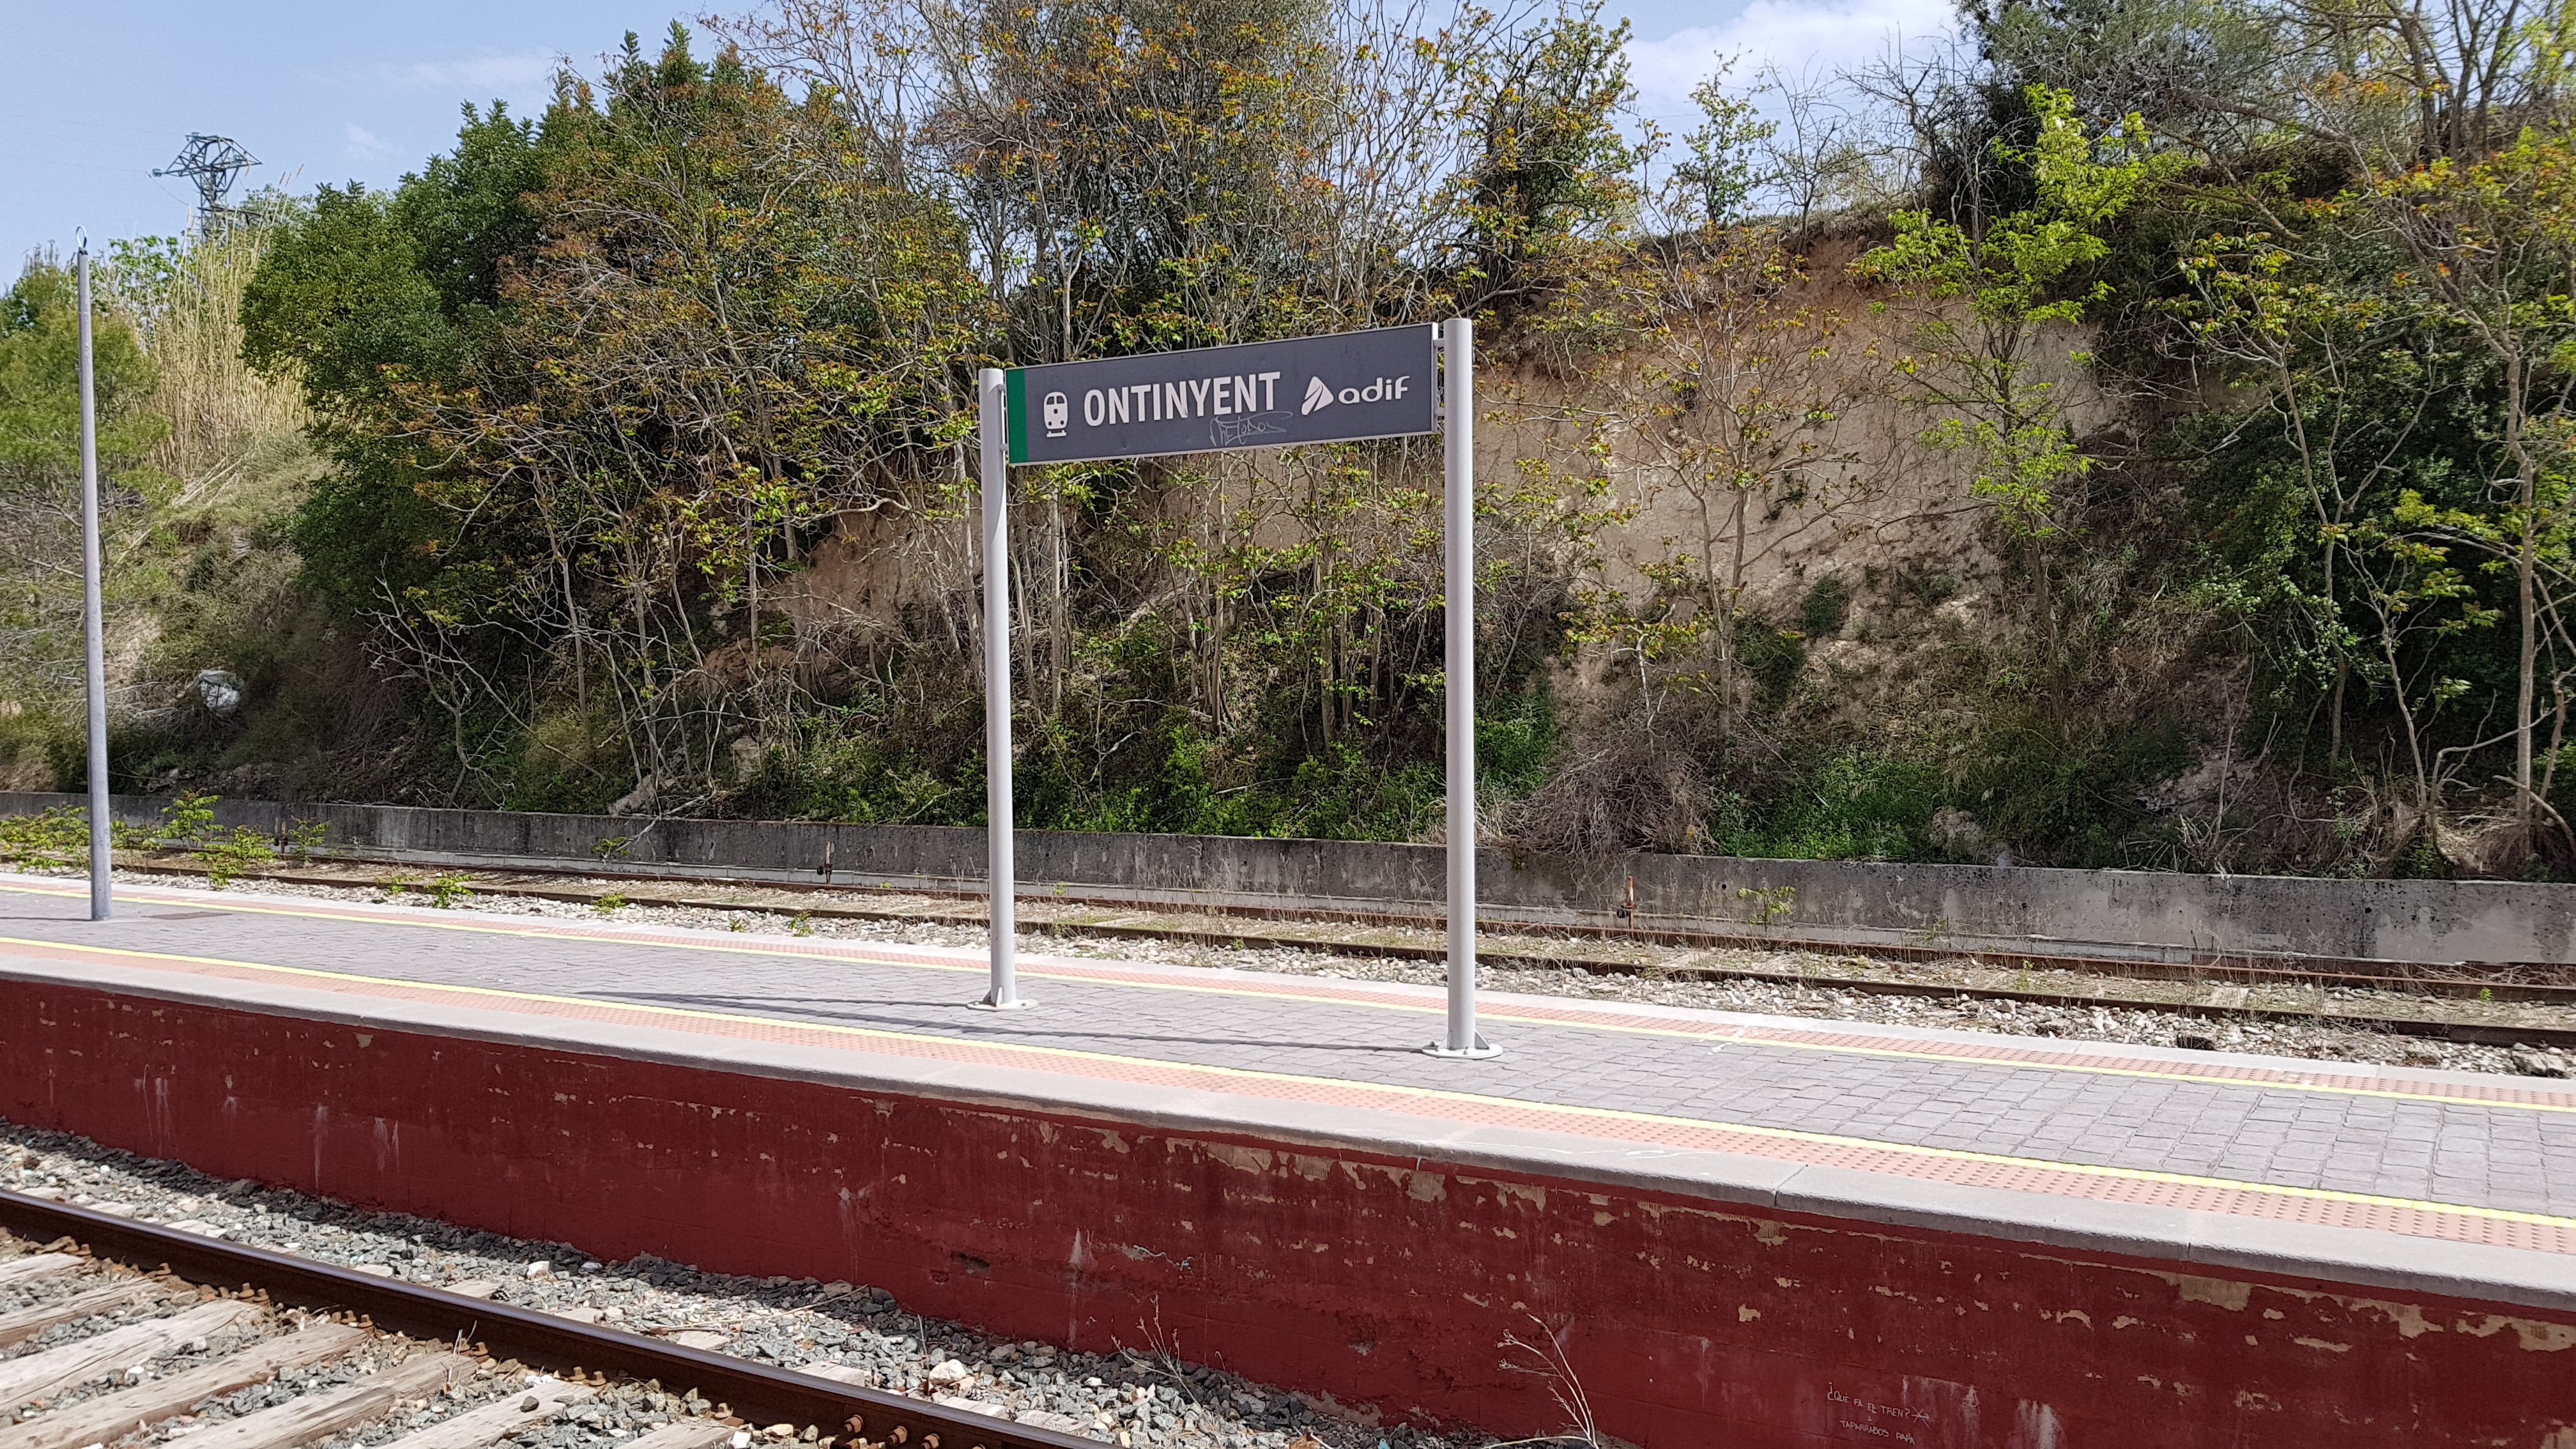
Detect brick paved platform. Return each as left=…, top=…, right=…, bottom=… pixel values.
left=2, top=873, right=2573, bottom=1447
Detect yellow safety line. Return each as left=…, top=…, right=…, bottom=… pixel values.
left=6, top=930, right=2573, bottom=1239
left=4, top=879, right=2572, bottom=1119
left=1676, top=1032, right=2576, bottom=1116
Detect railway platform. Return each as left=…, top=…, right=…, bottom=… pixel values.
left=0, top=871, right=2571, bottom=1448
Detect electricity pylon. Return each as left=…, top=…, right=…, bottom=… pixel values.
left=153, top=134, right=259, bottom=232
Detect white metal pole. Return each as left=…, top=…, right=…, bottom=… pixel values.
left=75, top=250, right=111, bottom=923
left=1432, top=317, right=1494, bottom=1057
left=976, top=367, right=1023, bottom=1009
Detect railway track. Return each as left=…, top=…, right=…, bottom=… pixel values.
left=91, top=852, right=2576, bottom=1056
left=0, top=1191, right=1090, bottom=1449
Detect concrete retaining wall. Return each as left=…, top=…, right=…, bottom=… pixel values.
left=9, top=792, right=2573, bottom=967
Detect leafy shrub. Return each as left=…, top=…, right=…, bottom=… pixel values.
left=1735, top=618, right=1809, bottom=705
left=0, top=792, right=244, bottom=873
left=0, top=806, right=92, bottom=870
left=1712, top=750, right=1945, bottom=861
left=1800, top=576, right=1851, bottom=637
left=196, top=827, right=275, bottom=889
left=160, top=790, right=218, bottom=843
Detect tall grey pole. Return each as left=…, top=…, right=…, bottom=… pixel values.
left=75, top=250, right=111, bottom=923
left=1430, top=317, right=1494, bottom=1057
left=975, top=367, right=1024, bottom=1009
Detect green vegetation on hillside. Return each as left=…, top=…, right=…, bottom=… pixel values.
left=3, top=0, right=2573, bottom=878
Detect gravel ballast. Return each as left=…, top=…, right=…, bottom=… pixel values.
left=2, top=1130, right=1450, bottom=1449
left=0, top=1216, right=643, bottom=1448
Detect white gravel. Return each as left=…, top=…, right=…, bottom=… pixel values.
left=1, top=1131, right=1456, bottom=1449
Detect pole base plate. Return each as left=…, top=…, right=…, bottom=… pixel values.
left=969, top=997, right=1036, bottom=1012
left=1423, top=1036, right=1501, bottom=1059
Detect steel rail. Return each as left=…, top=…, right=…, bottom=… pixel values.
left=0, top=1190, right=1095, bottom=1449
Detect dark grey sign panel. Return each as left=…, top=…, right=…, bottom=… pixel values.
left=1006, top=325, right=1436, bottom=464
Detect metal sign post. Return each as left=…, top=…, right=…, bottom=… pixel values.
left=974, top=367, right=1024, bottom=1009
left=978, top=323, right=1492, bottom=1057
left=1427, top=317, right=1496, bottom=1057
left=75, top=249, right=110, bottom=923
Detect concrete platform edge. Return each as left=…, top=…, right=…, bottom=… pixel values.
left=11, top=954, right=2574, bottom=1317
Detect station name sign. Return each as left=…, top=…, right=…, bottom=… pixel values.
left=1005, top=325, right=1437, bottom=465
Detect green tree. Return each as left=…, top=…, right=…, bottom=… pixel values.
left=1855, top=84, right=2167, bottom=674
left=241, top=106, right=554, bottom=624
left=1, top=262, right=162, bottom=482
left=2162, top=0, right=2576, bottom=860
left=246, top=28, right=988, bottom=807
left=0, top=261, right=165, bottom=739
left=1452, top=1, right=1648, bottom=316
left=240, top=186, right=457, bottom=411
left=1667, top=56, right=1775, bottom=228
left=2364, top=128, right=2576, bottom=845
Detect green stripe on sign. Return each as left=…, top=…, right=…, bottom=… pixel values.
left=1004, top=367, right=1027, bottom=464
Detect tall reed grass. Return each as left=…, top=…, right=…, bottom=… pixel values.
left=111, top=221, right=307, bottom=484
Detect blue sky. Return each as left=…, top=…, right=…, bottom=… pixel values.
left=1, top=0, right=1952, bottom=265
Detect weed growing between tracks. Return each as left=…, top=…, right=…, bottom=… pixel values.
left=1492, top=1319, right=1602, bottom=1449
left=0, top=1124, right=1481, bottom=1449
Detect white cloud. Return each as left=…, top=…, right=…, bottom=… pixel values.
left=344, top=52, right=559, bottom=98
left=1625, top=0, right=1956, bottom=128
left=343, top=123, right=392, bottom=160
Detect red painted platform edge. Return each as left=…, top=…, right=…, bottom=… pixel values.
left=10, top=978, right=2576, bottom=1449
left=10, top=938, right=2573, bottom=1270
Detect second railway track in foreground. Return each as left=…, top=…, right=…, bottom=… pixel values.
left=0, top=1192, right=1092, bottom=1449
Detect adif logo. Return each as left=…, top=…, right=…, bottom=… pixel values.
left=1301, top=372, right=1413, bottom=416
